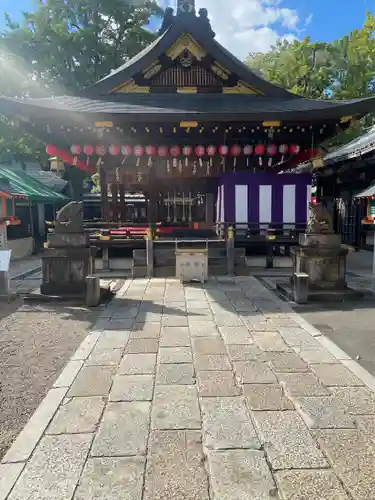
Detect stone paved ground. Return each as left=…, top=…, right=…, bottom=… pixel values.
left=3, top=276, right=375, bottom=500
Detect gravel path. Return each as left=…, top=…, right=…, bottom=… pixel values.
left=0, top=301, right=99, bottom=459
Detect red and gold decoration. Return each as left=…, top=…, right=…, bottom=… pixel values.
left=243, top=145, right=253, bottom=167
left=254, top=144, right=265, bottom=166
left=230, top=145, right=241, bottom=170
left=46, top=142, right=303, bottom=178
left=182, top=145, right=193, bottom=167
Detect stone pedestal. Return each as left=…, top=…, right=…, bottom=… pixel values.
left=291, top=233, right=348, bottom=291
left=41, top=232, right=95, bottom=297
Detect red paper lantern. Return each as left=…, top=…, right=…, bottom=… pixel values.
left=109, top=144, right=120, bottom=156
left=230, top=145, right=241, bottom=156
left=158, top=146, right=168, bottom=157
left=145, top=145, right=157, bottom=156
left=255, top=144, right=265, bottom=156
left=96, top=145, right=106, bottom=156
left=133, top=145, right=144, bottom=157
left=70, top=144, right=81, bottom=155
left=170, top=145, right=181, bottom=157
left=267, top=144, right=277, bottom=156
left=121, top=145, right=132, bottom=156
left=83, top=144, right=94, bottom=156
left=279, top=144, right=289, bottom=154
left=219, top=145, right=229, bottom=156
left=45, top=144, right=57, bottom=156
left=182, top=145, right=193, bottom=156
left=207, top=145, right=216, bottom=156
left=243, top=145, right=253, bottom=156
left=290, top=144, right=300, bottom=155
left=195, top=145, right=205, bottom=157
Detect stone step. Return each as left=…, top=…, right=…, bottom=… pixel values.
left=132, top=266, right=148, bottom=278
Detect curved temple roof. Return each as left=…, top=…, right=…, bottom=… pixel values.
left=1, top=6, right=375, bottom=123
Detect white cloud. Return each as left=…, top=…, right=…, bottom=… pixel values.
left=305, top=13, right=313, bottom=27
left=161, top=0, right=303, bottom=59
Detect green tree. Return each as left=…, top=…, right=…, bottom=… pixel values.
left=246, top=12, right=375, bottom=147
left=247, top=38, right=334, bottom=99
left=0, top=0, right=162, bottom=162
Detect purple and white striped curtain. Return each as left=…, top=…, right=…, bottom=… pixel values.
left=216, top=172, right=312, bottom=227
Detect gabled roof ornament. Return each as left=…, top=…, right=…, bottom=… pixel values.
left=159, top=1, right=215, bottom=38
left=177, top=0, right=196, bottom=14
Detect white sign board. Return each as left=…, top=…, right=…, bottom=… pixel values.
left=0, top=250, right=11, bottom=272
left=0, top=225, right=7, bottom=250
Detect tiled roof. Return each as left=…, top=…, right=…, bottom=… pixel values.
left=0, top=93, right=373, bottom=122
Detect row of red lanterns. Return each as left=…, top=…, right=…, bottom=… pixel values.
left=46, top=144, right=300, bottom=158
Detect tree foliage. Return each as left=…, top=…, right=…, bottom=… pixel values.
left=246, top=12, right=375, bottom=147
left=0, top=0, right=162, bottom=161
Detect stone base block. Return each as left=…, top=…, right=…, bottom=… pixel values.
left=41, top=247, right=94, bottom=298
left=47, top=232, right=89, bottom=248
left=277, top=282, right=363, bottom=303
left=299, top=233, right=341, bottom=248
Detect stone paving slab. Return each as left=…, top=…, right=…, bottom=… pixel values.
left=227, top=343, right=262, bottom=361
left=277, top=372, right=330, bottom=397
left=197, top=370, right=241, bottom=397
left=219, top=326, right=253, bottom=345
left=156, top=363, right=195, bottom=385
left=244, top=384, right=294, bottom=411
left=7, top=276, right=375, bottom=500
left=191, top=337, right=226, bottom=354
left=85, top=348, right=123, bottom=366
left=67, top=366, right=115, bottom=397
left=118, top=353, right=157, bottom=374
left=159, top=346, right=193, bottom=363
left=310, top=363, right=364, bottom=386
left=275, top=470, right=351, bottom=500
left=194, top=353, right=231, bottom=371
left=7, top=434, right=93, bottom=500
left=91, top=402, right=150, bottom=456
left=294, top=396, right=357, bottom=429
left=160, top=327, right=191, bottom=347
left=330, top=387, right=375, bottom=414
left=263, top=352, right=309, bottom=372
left=207, top=449, right=276, bottom=500
left=47, top=397, right=106, bottom=435
left=314, top=429, right=375, bottom=500
left=234, top=360, right=278, bottom=384
left=251, top=330, right=290, bottom=351
left=144, top=430, right=209, bottom=500
left=125, top=338, right=159, bottom=354
left=252, top=410, right=329, bottom=470
left=74, top=457, right=145, bottom=500
left=109, top=374, right=154, bottom=401
left=152, top=385, right=201, bottom=429
left=188, top=321, right=219, bottom=336
left=201, top=397, right=260, bottom=449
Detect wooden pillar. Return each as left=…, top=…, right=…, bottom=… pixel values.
left=119, top=175, right=126, bottom=223
left=100, top=168, right=110, bottom=222
left=148, top=190, right=158, bottom=223
left=111, top=182, right=119, bottom=222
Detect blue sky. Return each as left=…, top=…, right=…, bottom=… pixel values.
left=0, top=0, right=373, bottom=59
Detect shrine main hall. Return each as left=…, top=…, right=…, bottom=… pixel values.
left=0, top=0, right=375, bottom=247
